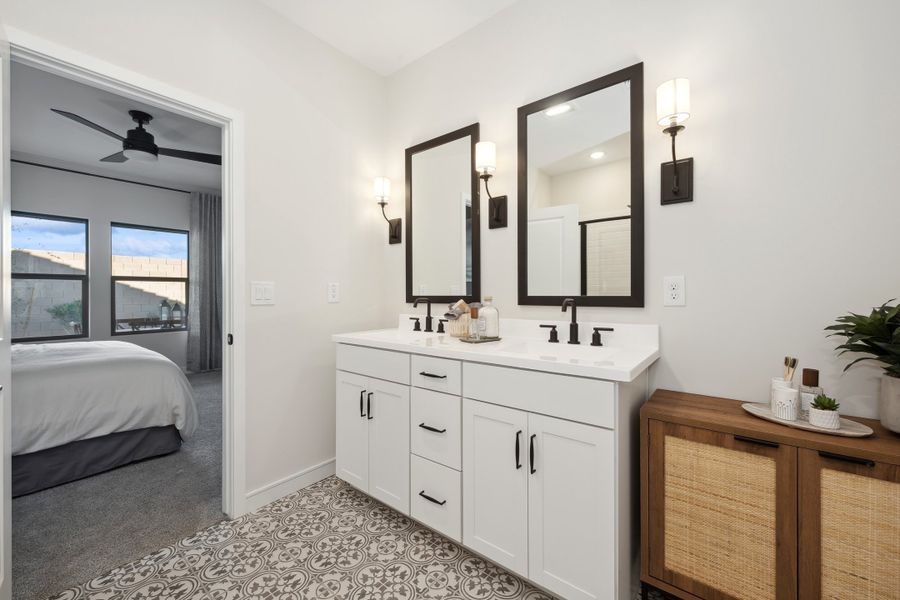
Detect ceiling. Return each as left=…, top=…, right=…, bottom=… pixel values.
left=258, top=0, right=521, bottom=75
left=11, top=62, right=222, bottom=191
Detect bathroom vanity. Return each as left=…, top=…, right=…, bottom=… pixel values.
left=334, top=317, right=659, bottom=600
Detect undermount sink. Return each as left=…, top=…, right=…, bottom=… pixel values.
left=495, top=339, right=618, bottom=364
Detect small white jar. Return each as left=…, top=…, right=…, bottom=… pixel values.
left=809, top=407, right=841, bottom=430
left=772, top=387, right=799, bottom=421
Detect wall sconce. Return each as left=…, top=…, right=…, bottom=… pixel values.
left=475, top=141, right=507, bottom=228
left=656, top=78, right=693, bottom=204
left=375, top=176, right=401, bottom=244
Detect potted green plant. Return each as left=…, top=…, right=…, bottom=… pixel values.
left=826, top=301, right=900, bottom=433
left=808, top=394, right=841, bottom=430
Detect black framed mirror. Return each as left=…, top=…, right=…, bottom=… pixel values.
left=517, top=63, right=644, bottom=307
left=405, top=123, right=480, bottom=304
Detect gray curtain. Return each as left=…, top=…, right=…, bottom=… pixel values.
left=187, top=192, right=222, bottom=372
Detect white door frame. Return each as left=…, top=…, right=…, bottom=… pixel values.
left=3, top=29, right=248, bottom=519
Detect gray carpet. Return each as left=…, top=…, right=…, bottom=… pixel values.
left=12, top=370, right=224, bottom=600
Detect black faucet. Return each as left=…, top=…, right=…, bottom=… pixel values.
left=561, top=298, right=579, bottom=344
left=413, top=298, right=433, bottom=332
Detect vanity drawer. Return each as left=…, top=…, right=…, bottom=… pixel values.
left=411, top=388, right=461, bottom=470
left=410, top=454, right=461, bottom=542
left=463, top=363, right=615, bottom=428
left=336, top=344, right=410, bottom=385
left=411, top=355, right=461, bottom=395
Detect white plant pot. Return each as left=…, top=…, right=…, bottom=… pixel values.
left=809, top=407, right=841, bottom=430
left=879, top=374, right=900, bottom=434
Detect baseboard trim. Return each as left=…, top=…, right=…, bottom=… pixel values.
left=244, top=458, right=335, bottom=512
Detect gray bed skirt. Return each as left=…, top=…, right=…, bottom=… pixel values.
left=12, top=426, right=183, bottom=498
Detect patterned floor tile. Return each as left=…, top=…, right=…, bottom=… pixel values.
left=45, top=477, right=556, bottom=600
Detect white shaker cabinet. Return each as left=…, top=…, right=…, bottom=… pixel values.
left=334, top=323, right=657, bottom=600
left=527, top=413, right=615, bottom=600
left=462, top=400, right=529, bottom=575
left=334, top=363, right=410, bottom=515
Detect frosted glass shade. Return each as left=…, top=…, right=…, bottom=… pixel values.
left=656, top=78, right=691, bottom=126
left=374, top=176, right=391, bottom=202
left=475, top=141, right=496, bottom=175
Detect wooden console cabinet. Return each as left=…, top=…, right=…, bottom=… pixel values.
left=641, top=390, right=900, bottom=600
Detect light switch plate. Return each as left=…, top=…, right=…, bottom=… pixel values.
left=663, top=275, right=686, bottom=306
left=327, top=282, right=340, bottom=304
left=251, top=281, right=275, bottom=305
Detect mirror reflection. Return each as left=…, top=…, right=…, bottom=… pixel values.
left=406, top=125, right=479, bottom=302
left=525, top=79, right=635, bottom=299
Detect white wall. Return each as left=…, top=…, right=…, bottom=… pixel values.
left=383, top=0, right=900, bottom=418
left=542, top=159, right=630, bottom=221
left=0, top=0, right=388, bottom=496
left=10, top=161, right=191, bottom=367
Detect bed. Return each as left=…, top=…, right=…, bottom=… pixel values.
left=12, top=341, right=198, bottom=497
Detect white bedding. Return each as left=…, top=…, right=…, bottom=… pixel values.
left=12, top=341, right=198, bottom=455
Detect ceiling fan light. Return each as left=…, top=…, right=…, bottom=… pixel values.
left=123, top=148, right=158, bottom=162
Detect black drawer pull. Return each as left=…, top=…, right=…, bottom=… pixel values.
left=367, top=392, right=373, bottom=420
left=734, top=435, right=779, bottom=449
left=529, top=434, right=536, bottom=474
left=418, top=423, right=447, bottom=434
left=515, top=430, right=522, bottom=470
left=359, top=390, right=367, bottom=418
left=418, top=490, right=446, bottom=506
left=819, top=451, right=875, bottom=467
left=419, top=371, right=448, bottom=379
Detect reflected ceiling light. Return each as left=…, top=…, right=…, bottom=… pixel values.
left=374, top=176, right=401, bottom=244
left=543, top=104, right=572, bottom=117
left=656, top=78, right=693, bottom=205
left=590, top=151, right=605, bottom=160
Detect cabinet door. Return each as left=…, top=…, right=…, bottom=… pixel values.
left=335, top=371, right=370, bottom=490
left=527, top=413, right=615, bottom=600
left=462, top=399, right=529, bottom=576
left=799, top=448, right=900, bottom=600
left=647, top=421, right=797, bottom=600
left=368, top=378, right=410, bottom=514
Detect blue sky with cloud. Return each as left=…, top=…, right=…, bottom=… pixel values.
left=12, top=215, right=187, bottom=259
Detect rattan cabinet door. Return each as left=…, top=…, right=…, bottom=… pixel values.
left=798, top=449, right=900, bottom=600
left=647, top=421, right=798, bottom=600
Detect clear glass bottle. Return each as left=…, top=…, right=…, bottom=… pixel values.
left=481, top=296, right=500, bottom=338
left=468, top=303, right=481, bottom=340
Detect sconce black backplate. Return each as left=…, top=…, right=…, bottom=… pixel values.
left=661, top=157, right=693, bottom=205
left=388, top=218, right=402, bottom=244
left=488, top=195, right=508, bottom=229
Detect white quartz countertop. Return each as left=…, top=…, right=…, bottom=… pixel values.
left=333, top=317, right=659, bottom=382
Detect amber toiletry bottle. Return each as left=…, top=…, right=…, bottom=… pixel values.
left=799, top=368, right=823, bottom=421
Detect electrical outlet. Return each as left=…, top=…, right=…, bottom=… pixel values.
left=663, top=275, right=685, bottom=306
left=326, top=282, right=340, bottom=304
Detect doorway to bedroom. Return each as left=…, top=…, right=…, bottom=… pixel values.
left=8, top=61, right=228, bottom=600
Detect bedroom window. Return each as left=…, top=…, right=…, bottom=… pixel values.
left=111, top=223, right=189, bottom=335
left=11, top=211, right=90, bottom=342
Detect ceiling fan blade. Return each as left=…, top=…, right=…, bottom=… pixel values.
left=100, top=151, right=128, bottom=163
left=51, top=109, right=124, bottom=141
left=158, top=147, right=221, bottom=165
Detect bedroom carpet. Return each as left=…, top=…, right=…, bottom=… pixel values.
left=12, top=370, right=224, bottom=600
left=45, top=476, right=555, bottom=600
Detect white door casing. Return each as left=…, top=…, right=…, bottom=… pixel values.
left=0, top=31, right=13, bottom=600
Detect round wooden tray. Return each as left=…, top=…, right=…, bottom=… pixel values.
left=742, top=403, right=874, bottom=437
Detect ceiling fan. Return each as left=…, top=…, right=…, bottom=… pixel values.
left=50, top=108, right=221, bottom=165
